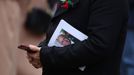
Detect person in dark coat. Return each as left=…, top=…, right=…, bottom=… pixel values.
left=22, top=0, right=128, bottom=75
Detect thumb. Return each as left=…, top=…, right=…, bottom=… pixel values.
left=28, top=44, right=41, bottom=52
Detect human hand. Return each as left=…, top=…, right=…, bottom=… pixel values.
left=27, top=44, right=42, bottom=69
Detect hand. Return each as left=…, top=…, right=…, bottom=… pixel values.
left=27, top=44, right=42, bottom=69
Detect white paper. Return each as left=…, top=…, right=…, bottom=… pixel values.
left=48, top=19, right=88, bottom=47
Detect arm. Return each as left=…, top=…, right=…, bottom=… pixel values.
left=40, top=0, right=128, bottom=68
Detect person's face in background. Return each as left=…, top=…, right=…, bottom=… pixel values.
left=57, top=35, right=71, bottom=46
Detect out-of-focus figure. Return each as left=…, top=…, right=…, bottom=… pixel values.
left=0, top=0, right=55, bottom=75
left=120, top=0, right=134, bottom=75
left=0, top=1, right=21, bottom=75
left=16, top=0, right=53, bottom=75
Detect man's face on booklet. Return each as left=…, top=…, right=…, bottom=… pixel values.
left=57, top=34, right=71, bottom=46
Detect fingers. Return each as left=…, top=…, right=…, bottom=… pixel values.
left=25, top=44, right=42, bottom=69
left=27, top=55, right=32, bottom=63
left=28, top=44, right=41, bottom=52
left=31, top=61, right=42, bottom=69
left=27, top=55, right=42, bottom=69
left=26, top=52, right=42, bottom=69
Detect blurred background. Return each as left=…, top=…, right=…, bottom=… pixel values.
left=0, top=0, right=56, bottom=75
left=0, top=0, right=133, bottom=75
left=120, top=0, right=134, bottom=75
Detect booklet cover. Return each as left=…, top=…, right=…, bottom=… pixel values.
left=48, top=19, right=88, bottom=71
left=48, top=19, right=88, bottom=47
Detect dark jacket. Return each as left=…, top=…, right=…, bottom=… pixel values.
left=39, top=0, right=128, bottom=75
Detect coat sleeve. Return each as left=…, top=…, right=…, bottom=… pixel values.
left=40, top=0, right=128, bottom=69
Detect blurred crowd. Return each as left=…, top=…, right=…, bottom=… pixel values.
left=0, top=0, right=134, bottom=75
left=0, top=0, right=56, bottom=75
